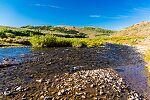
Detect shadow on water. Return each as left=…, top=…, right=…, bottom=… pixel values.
left=103, top=44, right=150, bottom=99
left=0, top=44, right=150, bottom=98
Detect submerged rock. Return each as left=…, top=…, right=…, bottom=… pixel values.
left=58, top=89, right=66, bottom=96
left=16, top=86, right=22, bottom=91
left=36, top=79, right=43, bottom=83
left=3, top=91, right=11, bottom=96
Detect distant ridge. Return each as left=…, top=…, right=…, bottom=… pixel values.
left=115, top=21, right=150, bottom=36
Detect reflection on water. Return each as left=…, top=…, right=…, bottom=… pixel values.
left=0, top=47, right=32, bottom=64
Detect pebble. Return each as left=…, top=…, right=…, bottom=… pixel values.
left=44, top=96, right=52, bottom=100
left=99, top=89, right=104, bottom=95
left=45, top=79, right=52, bottom=84
left=36, top=79, right=43, bottom=83
left=3, top=91, right=11, bottom=96
left=78, top=87, right=84, bottom=91
left=69, top=67, right=79, bottom=72
left=16, top=86, right=22, bottom=91
left=75, top=92, right=83, bottom=96
left=40, top=95, right=44, bottom=99
left=58, top=89, right=66, bottom=96
left=55, top=78, right=60, bottom=82
left=47, top=62, right=52, bottom=65
left=81, top=95, right=86, bottom=99
left=90, top=84, right=96, bottom=88
left=22, top=94, right=27, bottom=100
left=93, top=97, right=98, bottom=100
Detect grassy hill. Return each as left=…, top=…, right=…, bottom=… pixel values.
left=0, top=26, right=43, bottom=38
left=2, top=21, right=150, bottom=39
left=115, top=21, right=150, bottom=36
left=21, top=25, right=116, bottom=38
left=0, top=25, right=117, bottom=47
left=0, top=22, right=148, bottom=47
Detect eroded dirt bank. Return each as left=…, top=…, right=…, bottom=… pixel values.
left=0, top=44, right=148, bottom=99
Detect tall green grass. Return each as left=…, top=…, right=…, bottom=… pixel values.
left=30, top=35, right=145, bottom=48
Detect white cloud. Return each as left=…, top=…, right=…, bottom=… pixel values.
left=33, top=4, right=61, bottom=9
left=89, top=14, right=130, bottom=19
left=106, top=15, right=131, bottom=19
left=89, top=15, right=101, bottom=18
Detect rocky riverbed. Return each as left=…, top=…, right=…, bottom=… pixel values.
left=0, top=44, right=148, bottom=99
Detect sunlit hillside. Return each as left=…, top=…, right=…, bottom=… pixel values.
left=115, top=21, right=150, bottom=36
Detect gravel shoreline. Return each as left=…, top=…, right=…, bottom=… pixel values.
left=2, top=68, right=144, bottom=100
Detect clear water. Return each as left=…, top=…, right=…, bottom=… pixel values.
left=0, top=47, right=149, bottom=98
left=116, top=64, right=150, bottom=99
left=0, top=47, right=32, bottom=64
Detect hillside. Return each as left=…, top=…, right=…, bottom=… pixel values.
left=0, top=25, right=116, bottom=39
left=21, top=25, right=116, bottom=38
left=0, top=26, right=43, bottom=38
left=116, top=21, right=150, bottom=36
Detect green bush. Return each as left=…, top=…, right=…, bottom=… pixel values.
left=56, top=38, right=72, bottom=47
left=30, top=35, right=57, bottom=47
left=72, top=40, right=84, bottom=48
left=30, top=35, right=145, bottom=48
left=5, top=33, right=15, bottom=38
left=0, top=32, right=7, bottom=38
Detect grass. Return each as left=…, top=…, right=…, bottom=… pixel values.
left=145, top=50, right=150, bottom=72
left=145, top=50, right=150, bottom=62
left=0, top=37, right=31, bottom=46
left=29, top=35, right=145, bottom=48
left=115, top=21, right=150, bottom=36
left=0, top=42, right=23, bottom=47
left=0, top=27, right=43, bottom=38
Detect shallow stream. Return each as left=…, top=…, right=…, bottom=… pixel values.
left=0, top=46, right=150, bottom=99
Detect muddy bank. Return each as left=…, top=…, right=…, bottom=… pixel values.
left=0, top=44, right=147, bottom=99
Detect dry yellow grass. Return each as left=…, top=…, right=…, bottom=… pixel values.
left=145, top=49, right=150, bottom=72
left=115, top=21, right=150, bottom=36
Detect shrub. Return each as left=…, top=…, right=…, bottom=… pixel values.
left=0, top=32, right=7, bottom=38
left=30, top=35, right=145, bottom=48
left=56, top=38, right=72, bottom=47
left=72, top=40, right=84, bottom=48
left=30, top=35, right=57, bottom=47
left=5, top=33, right=15, bottom=38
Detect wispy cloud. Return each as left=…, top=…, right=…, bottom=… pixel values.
left=133, top=7, right=150, bottom=14
left=106, top=15, right=131, bottom=19
left=106, top=7, right=150, bottom=19
left=89, top=14, right=131, bottom=19
left=89, top=15, right=101, bottom=18
left=33, top=4, right=61, bottom=9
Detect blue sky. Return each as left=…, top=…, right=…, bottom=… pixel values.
left=0, top=0, right=150, bottom=30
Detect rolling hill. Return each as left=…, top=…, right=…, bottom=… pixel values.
left=21, top=25, right=116, bottom=38
left=116, top=21, right=150, bottom=36
left=0, top=25, right=116, bottom=38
